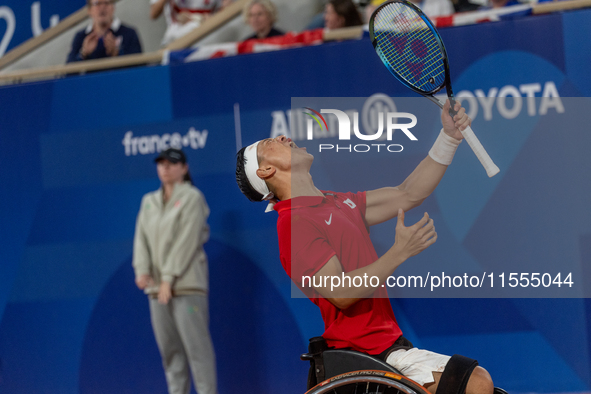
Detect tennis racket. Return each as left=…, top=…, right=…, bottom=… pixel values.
left=369, top=0, right=500, bottom=177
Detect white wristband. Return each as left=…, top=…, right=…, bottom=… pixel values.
left=428, top=129, right=461, bottom=166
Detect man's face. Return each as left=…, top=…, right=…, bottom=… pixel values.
left=88, top=0, right=115, bottom=28
left=257, top=135, right=312, bottom=173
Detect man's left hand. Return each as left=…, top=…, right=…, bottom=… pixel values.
left=441, top=99, right=471, bottom=140
left=158, top=281, right=172, bottom=304
left=103, top=31, right=119, bottom=57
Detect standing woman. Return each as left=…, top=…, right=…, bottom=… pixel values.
left=133, top=148, right=217, bottom=394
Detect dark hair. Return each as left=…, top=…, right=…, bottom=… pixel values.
left=184, top=169, right=193, bottom=185
left=329, top=0, right=363, bottom=27
left=236, top=146, right=265, bottom=202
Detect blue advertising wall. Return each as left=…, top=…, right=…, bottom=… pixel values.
left=1, top=9, right=591, bottom=393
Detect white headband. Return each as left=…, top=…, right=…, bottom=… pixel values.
left=244, top=141, right=276, bottom=213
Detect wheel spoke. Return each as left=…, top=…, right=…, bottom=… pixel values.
left=307, top=373, right=426, bottom=394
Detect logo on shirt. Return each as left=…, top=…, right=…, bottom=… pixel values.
left=325, top=213, right=332, bottom=225
left=174, top=200, right=181, bottom=208
left=343, top=199, right=356, bottom=209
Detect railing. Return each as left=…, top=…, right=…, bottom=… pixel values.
left=2, top=0, right=589, bottom=86
left=532, top=0, right=591, bottom=14
left=0, top=0, right=250, bottom=84
left=0, top=0, right=364, bottom=86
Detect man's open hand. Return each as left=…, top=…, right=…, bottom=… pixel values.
left=103, top=31, right=119, bottom=57
left=81, top=32, right=99, bottom=58
left=393, top=209, right=437, bottom=259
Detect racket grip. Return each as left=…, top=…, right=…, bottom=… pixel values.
left=459, top=126, right=500, bottom=177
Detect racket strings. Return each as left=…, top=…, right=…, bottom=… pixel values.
left=375, top=6, right=443, bottom=82
left=377, top=35, right=443, bottom=88
left=373, top=3, right=445, bottom=92
left=375, top=13, right=443, bottom=87
left=378, top=30, right=444, bottom=91
left=379, top=29, right=443, bottom=87
left=377, top=9, right=436, bottom=59
left=379, top=28, right=436, bottom=68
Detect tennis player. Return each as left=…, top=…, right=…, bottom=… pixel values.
left=235, top=100, right=494, bottom=394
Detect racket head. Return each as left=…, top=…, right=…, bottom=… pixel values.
left=369, top=0, right=450, bottom=96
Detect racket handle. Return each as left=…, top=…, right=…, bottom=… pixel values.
left=460, top=125, right=500, bottom=177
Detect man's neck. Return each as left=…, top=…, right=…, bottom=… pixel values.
left=93, top=20, right=112, bottom=35
left=256, top=26, right=272, bottom=39
left=277, top=171, right=323, bottom=200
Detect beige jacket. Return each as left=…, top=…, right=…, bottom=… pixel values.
left=132, top=182, right=210, bottom=295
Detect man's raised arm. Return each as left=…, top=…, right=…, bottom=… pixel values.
left=365, top=100, right=471, bottom=226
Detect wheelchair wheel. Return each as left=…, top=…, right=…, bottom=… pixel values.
left=305, top=370, right=430, bottom=394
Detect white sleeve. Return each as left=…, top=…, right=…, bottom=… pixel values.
left=132, top=196, right=152, bottom=277
left=160, top=191, right=209, bottom=284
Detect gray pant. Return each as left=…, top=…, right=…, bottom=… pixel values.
left=149, top=294, right=217, bottom=394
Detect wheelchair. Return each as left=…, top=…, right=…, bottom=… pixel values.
left=301, top=337, right=509, bottom=394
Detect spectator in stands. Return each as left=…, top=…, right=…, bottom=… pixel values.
left=67, top=0, right=142, bottom=63
left=450, top=0, right=481, bottom=13
left=409, top=0, right=455, bottom=17
left=151, top=0, right=226, bottom=46
left=306, top=0, right=363, bottom=30
left=324, top=0, right=363, bottom=30
left=487, top=0, right=519, bottom=7
left=243, top=0, right=284, bottom=40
